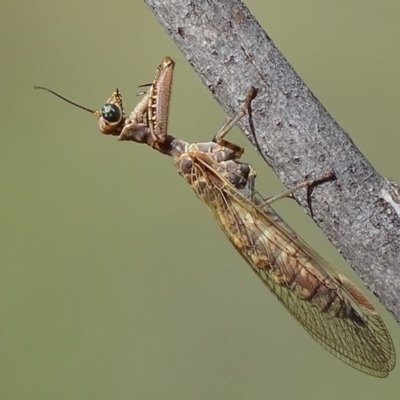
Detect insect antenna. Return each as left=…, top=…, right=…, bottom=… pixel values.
left=33, top=86, right=99, bottom=116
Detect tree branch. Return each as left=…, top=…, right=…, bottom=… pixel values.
left=144, top=0, right=400, bottom=322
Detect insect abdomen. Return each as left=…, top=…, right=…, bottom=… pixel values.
left=222, top=201, right=359, bottom=321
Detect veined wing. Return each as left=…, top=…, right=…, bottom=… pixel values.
left=190, top=155, right=395, bottom=377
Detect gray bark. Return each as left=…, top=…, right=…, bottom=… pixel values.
left=144, top=0, right=400, bottom=322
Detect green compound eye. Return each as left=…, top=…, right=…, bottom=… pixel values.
left=101, top=103, right=121, bottom=123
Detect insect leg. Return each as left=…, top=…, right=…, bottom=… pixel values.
left=261, top=172, right=335, bottom=206
left=239, top=164, right=257, bottom=200
left=147, top=57, right=175, bottom=144
left=126, top=91, right=151, bottom=126
left=213, top=87, right=257, bottom=157
left=118, top=90, right=153, bottom=143
left=120, top=56, right=175, bottom=145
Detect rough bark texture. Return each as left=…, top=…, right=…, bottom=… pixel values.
left=144, top=0, right=400, bottom=322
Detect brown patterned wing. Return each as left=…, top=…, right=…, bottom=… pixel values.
left=192, top=159, right=395, bottom=377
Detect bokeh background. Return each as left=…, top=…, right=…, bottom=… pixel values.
left=2, top=1, right=400, bottom=399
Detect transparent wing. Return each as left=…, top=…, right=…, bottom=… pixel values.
left=192, top=158, right=395, bottom=377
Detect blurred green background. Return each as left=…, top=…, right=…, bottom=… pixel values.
left=1, top=1, right=400, bottom=399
